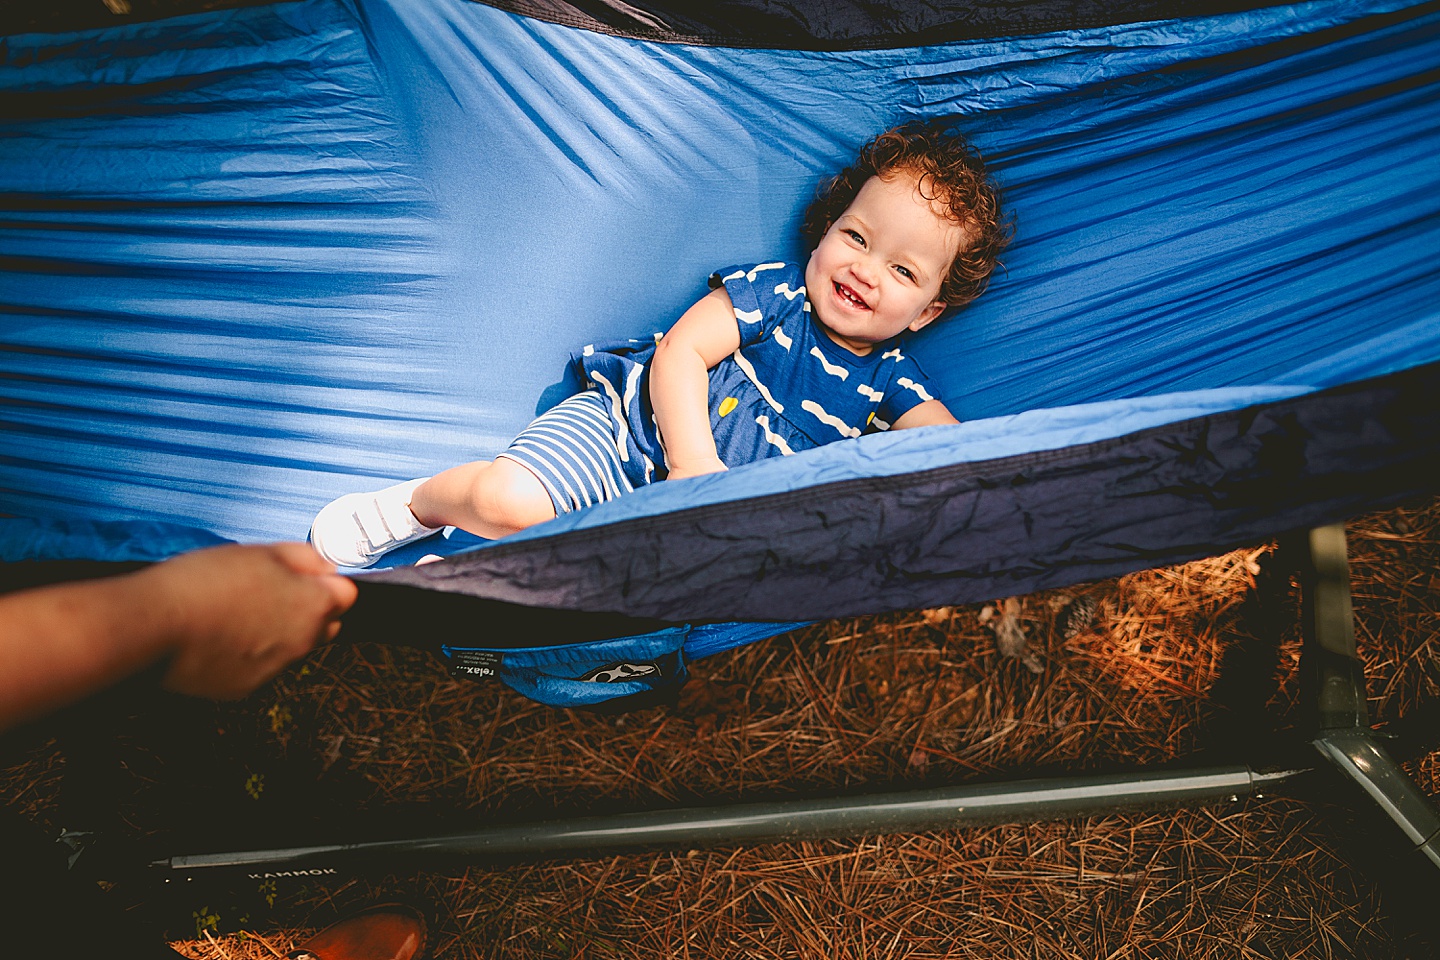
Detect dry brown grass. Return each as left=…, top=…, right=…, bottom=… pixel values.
left=4, top=497, right=1438, bottom=958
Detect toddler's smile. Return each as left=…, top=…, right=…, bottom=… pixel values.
left=834, top=281, right=870, bottom=311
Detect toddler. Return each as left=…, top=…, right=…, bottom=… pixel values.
left=310, top=122, right=1010, bottom=568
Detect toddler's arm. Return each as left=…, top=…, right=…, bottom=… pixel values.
left=650, top=286, right=741, bottom=480
left=892, top=399, right=960, bottom=429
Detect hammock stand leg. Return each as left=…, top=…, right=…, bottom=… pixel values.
left=1298, top=524, right=1440, bottom=871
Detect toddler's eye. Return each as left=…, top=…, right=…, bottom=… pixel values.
left=895, top=265, right=915, bottom=281
left=843, top=229, right=865, bottom=246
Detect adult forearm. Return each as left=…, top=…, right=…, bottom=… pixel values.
left=0, top=569, right=171, bottom=731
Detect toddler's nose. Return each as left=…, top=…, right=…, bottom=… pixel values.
left=851, top=256, right=879, bottom=285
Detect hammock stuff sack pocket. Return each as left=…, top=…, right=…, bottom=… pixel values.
left=442, top=625, right=690, bottom=709
left=434, top=621, right=803, bottom=708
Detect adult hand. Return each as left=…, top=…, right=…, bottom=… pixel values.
left=148, top=543, right=357, bottom=700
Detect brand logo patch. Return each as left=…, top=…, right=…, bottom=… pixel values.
left=580, top=661, right=660, bottom=683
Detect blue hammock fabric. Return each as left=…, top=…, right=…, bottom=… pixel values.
left=2, top=0, right=1439, bottom=699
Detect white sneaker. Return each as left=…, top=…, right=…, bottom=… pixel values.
left=309, top=477, right=440, bottom=568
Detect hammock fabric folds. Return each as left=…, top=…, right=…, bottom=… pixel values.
left=3, top=0, right=1439, bottom=638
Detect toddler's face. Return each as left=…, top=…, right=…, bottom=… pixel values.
left=804, top=171, right=966, bottom=355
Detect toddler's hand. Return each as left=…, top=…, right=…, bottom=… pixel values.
left=664, top=459, right=729, bottom=482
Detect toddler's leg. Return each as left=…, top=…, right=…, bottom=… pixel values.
left=311, top=390, right=621, bottom=567
left=409, top=459, right=556, bottom=540
left=308, top=460, right=554, bottom=568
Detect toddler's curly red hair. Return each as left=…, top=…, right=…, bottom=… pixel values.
left=803, top=122, right=1011, bottom=309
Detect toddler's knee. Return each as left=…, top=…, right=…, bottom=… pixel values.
left=468, top=460, right=554, bottom=535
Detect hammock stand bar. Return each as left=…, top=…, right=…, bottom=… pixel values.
left=150, top=765, right=1302, bottom=876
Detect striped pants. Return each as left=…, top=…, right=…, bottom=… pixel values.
left=497, top=389, right=640, bottom=515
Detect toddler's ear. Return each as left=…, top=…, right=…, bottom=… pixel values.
left=908, top=301, right=948, bottom=333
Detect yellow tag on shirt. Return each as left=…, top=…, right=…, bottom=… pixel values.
left=718, top=397, right=738, bottom=417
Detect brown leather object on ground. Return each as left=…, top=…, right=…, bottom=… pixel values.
left=288, top=903, right=428, bottom=960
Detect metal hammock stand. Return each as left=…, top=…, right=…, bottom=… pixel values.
left=115, top=523, right=1438, bottom=892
